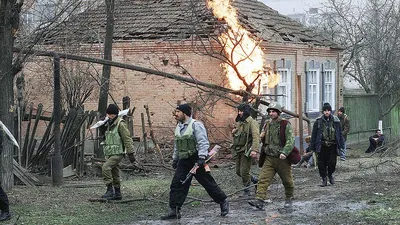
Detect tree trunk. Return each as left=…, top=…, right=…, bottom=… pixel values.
left=0, top=0, right=23, bottom=190
left=96, top=0, right=115, bottom=158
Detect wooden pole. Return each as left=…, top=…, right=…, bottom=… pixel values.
left=296, top=73, right=304, bottom=154
left=144, top=105, right=165, bottom=165
left=140, top=113, right=148, bottom=161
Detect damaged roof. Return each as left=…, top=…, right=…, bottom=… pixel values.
left=47, top=0, right=340, bottom=48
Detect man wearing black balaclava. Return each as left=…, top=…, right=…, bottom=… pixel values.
left=310, top=103, right=345, bottom=187
left=231, top=103, right=260, bottom=196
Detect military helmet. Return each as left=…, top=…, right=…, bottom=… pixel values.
left=267, top=102, right=282, bottom=113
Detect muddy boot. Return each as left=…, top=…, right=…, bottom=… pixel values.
left=114, top=187, right=122, bottom=200
left=240, top=188, right=251, bottom=197
left=160, top=207, right=181, bottom=220
left=101, top=183, right=114, bottom=199
left=240, top=182, right=252, bottom=197
left=220, top=199, right=229, bottom=216
left=248, top=198, right=265, bottom=210
left=293, top=157, right=305, bottom=168
left=284, top=197, right=293, bottom=208
left=320, top=177, right=328, bottom=187
left=0, top=211, right=11, bottom=221
left=328, top=175, right=335, bottom=185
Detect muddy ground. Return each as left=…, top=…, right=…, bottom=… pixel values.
left=131, top=142, right=400, bottom=225
left=7, top=141, right=400, bottom=225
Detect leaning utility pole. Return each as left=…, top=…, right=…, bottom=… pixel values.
left=96, top=0, right=115, bottom=158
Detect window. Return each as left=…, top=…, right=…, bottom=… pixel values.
left=324, top=69, right=336, bottom=110
left=276, top=69, right=291, bottom=111
left=261, top=68, right=292, bottom=112
left=307, top=69, right=320, bottom=112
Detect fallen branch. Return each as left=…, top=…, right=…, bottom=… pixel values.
left=144, top=104, right=165, bottom=165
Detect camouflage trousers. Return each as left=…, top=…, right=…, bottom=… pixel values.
left=235, top=152, right=252, bottom=186
left=256, top=156, right=294, bottom=200
left=102, top=154, right=124, bottom=188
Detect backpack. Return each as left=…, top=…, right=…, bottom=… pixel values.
left=259, top=120, right=301, bottom=167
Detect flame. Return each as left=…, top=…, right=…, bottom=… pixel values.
left=207, top=0, right=279, bottom=92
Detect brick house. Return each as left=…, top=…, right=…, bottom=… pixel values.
left=24, top=0, right=343, bottom=142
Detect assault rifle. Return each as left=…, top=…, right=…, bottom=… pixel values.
left=90, top=109, right=130, bottom=129
left=180, top=145, right=221, bottom=185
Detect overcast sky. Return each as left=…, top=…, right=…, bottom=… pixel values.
left=259, top=0, right=326, bottom=15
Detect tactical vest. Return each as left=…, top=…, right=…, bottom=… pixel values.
left=265, top=120, right=284, bottom=156
left=175, top=119, right=197, bottom=159
left=322, top=118, right=336, bottom=144
left=232, top=121, right=250, bottom=147
left=103, top=118, right=125, bottom=156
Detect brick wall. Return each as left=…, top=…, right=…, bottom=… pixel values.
left=21, top=40, right=343, bottom=143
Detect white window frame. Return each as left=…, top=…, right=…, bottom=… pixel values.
left=276, top=68, right=292, bottom=111
left=323, top=69, right=336, bottom=110
left=307, top=69, right=320, bottom=112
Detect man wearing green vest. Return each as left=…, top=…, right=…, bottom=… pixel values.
left=248, top=102, right=295, bottom=210
left=310, top=103, right=344, bottom=187
left=161, top=103, right=229, bottom=220
left=231, top=103, right=260, bottom=196
left=100, top=104, right=135, bottom=200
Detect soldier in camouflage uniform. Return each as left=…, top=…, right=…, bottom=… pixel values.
left=248, top=102, right=295, bottom=210
left=231, top=104, right=260, bottom=196
left=100, top=104, right=136, bottom=200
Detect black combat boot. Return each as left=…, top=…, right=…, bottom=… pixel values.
left=220, top=199, right=229, bottom=216
left=328, top=175, right=335, bottom=185
left=248, top=198, right=265, bottom=210
left=114, top=187, right=122, bottom=200
left=0, top=211, right=11, bottom=221
left=101, top=183, right=114, bottom=199
left=240, top=188, right=250, bottom=197
left=160, top=207, right=181, bottom=220
left=320, top=177, right=328, bottom=187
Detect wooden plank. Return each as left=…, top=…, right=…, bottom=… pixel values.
left=13, top=166, right=35, bottom=187
left=13, top=159, right=39, bottom=186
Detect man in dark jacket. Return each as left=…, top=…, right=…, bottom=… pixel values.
left=365, top=129, right=385, bottom=153
left=0, top=125, right=12, bottom=221
left=310, top=103, right=345, bottom=187
left=337, top=107, right=350, bottom=161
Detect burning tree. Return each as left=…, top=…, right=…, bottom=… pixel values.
left=206, top=0, right=280, bottom=96
left=163, top=0, right=282, bottom=120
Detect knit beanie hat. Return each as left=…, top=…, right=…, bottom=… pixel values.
left=237, top=103, right=251, bottom=115
left=176, top=104, right=192, bottom=117
left=338, top=107, right=345, bottom=113
left=236, top=103, right=251, bottom=122
left=322, top=103, right=332, bottom=112
left=106, top=104, right=119, bottom=115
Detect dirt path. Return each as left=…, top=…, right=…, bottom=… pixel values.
left=129, top=150, right=400, bottom=225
